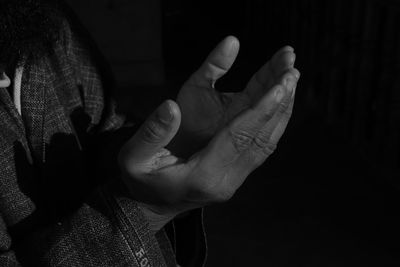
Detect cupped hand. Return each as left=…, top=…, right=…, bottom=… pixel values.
left=118, top=42, right=300, bottom=230
left=173, top=36, right=299, bottom=157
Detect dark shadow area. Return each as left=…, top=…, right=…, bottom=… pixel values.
left=10, top=109, right=94, bottom=236
left=204, top=107, right=400, bottom=266
left=9, top=105, right=138, bottom=264
left=161, top=0, right=400, bottom=266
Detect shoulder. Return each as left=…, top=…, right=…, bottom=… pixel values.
left=57, top=16, right=92, bottom=67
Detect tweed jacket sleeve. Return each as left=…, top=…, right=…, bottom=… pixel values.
left=0, top=17, right=184, bottom=266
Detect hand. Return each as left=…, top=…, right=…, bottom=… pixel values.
left=172, top=36, right=299, bottom=157
left=118, top=44, right=300, bottom=231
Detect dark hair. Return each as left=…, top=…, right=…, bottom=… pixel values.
left=0, top=0, right=62, bottom=68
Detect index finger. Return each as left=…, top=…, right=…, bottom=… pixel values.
left=186, top=36, right=240, bottom=89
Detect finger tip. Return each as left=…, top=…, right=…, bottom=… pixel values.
left=286, top=52, right=296, bottom=67
left=293, top=68, right=301, bottom=79
left=272, top=49, right=296, bottom=71
left=282, top=45, right=294, bottom=52
left=165, top=99, right=182, bottom=123
left=225, top=35, right=239, bottom=44
left=165, top=99, right=180, bottom=113
left=284, top=68, right=301, bottom=80
left=225, top=35, right=240, bottom=51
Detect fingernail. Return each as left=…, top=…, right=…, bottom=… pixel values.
left=275, top=88, right=285, bottom=102
left=282, top=46, right=294, bottom=53
left=294, top=71, right=300, bottom=80
left=157, top=101, right=174, bottom=123
left=289, top=53, right=296, bottom=67
left=291, top=85, right=297, bottom=98
left=285, top=77, right=296, bottom=93
left=225, top=37, right=238, bottom=57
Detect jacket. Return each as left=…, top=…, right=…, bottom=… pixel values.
left=0, top=11, right=205, bottom=267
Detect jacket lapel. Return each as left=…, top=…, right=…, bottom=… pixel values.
left=21, top=62, right=46, bottom=163
left=0, top=87, right=26, bottom=140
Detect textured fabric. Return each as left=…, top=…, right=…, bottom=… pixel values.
left=0, top=9, right=205, bottom=267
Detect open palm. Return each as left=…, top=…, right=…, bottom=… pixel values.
left=174, top=36, right=299, bottom=157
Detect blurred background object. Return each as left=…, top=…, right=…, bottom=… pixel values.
left=66, top=0, right=400, bottom=265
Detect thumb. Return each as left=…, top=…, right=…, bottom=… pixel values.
left=120, top=100, right=181, bottom=166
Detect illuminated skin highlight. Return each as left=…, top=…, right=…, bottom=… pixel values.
left=0, top=71, right=11, bottom=88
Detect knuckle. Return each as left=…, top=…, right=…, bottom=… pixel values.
left=276, top=97, right=293, bottom=120
left=229, top=129, right=253, bottom=153
left=284, top=107, right=293, bottom=117
left=278, top=98, right=290, bottom=113
left=262, top=142, right=277, bottom=156
left=257, top=111, right=275, bottom=124
left=252, top=134, right=277, bottom=158
left=230, top=127, right=278, bottom=157
left=253, top=134, right=271, bottom=150
left=207, top=61, right=228, bottom=74
left=142, top=120, right=165, bottom=144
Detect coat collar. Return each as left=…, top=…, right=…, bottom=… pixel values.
left=0, top=71, right=27, bottom=145
left=0, top=60, right=48, bottom=164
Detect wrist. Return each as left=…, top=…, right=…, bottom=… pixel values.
left=119, top=173, right=179, bottom=232
left=137, top=202, right=178, bottom=232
